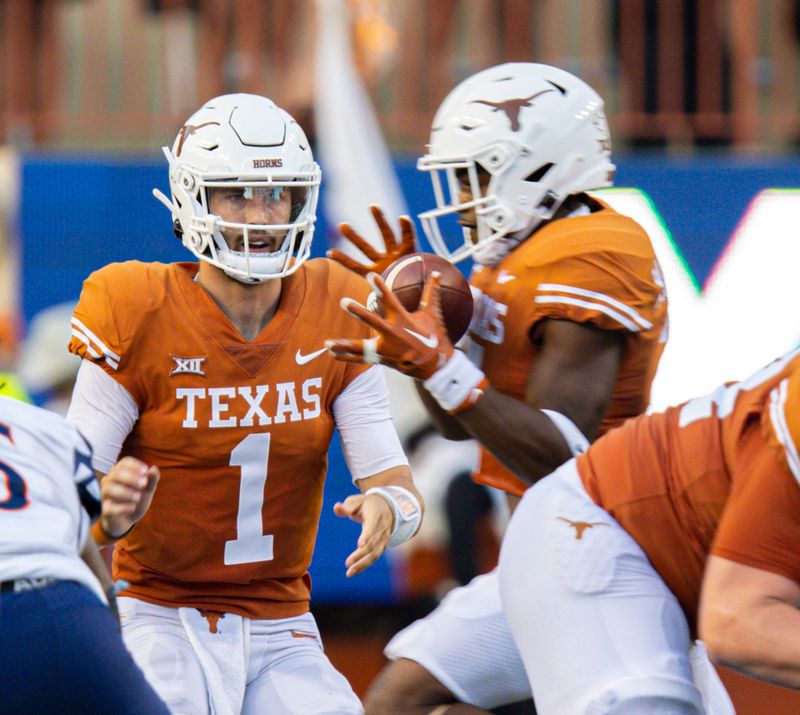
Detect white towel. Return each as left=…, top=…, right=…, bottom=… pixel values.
left=179, top=608, right=249, bottom=715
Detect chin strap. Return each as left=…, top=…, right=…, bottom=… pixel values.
left=423, top=350, right=488, bottom=413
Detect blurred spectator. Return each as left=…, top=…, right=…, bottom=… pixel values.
left=18, top=301, right=80, bottom=415
left=612, top=0, right=733, bottom=147
left=0, top=313, right=20, bottom=370
left=0, top=0, right=66, bottom=145
left=0, top=307, right=30, bottom=404
left=144, top=0, right=200, bottom=11
left=142, top=0, right=201, bottom=120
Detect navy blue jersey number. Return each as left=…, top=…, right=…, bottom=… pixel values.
left=0, top=459, right=29, bottom=510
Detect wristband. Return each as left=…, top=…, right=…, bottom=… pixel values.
left=423, top=350, right=488, bottom=413
left=365, top=485, right=422, bottom=547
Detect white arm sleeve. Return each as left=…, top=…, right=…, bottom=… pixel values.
left=333, top=365, right=409, bottom=481
left=66, top=360, right=139, bottom=474
left=539, top=408, right=590, bottom=456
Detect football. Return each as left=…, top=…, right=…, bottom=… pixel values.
left=380, top=252, right=473, bottom=343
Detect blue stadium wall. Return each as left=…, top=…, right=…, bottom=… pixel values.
left=18, top=154, right=800, bottom=604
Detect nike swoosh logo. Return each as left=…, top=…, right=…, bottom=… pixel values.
left=295, top=347, right=328, bottom=365
left=404, top=328, right=438, bottom=349
left=497, top=271, right=516, bottom=284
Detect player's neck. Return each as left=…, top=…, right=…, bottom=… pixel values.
left=196, top=263, right=283, bottom=341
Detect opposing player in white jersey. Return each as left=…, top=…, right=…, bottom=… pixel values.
left=0, top=394, right=168, bottom=714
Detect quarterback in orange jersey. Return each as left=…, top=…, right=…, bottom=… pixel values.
left=326, top=63, right=667, bottom=714
left=65, top=94, right=423, bottom=715
left=499, top=348, right=800, bottom=714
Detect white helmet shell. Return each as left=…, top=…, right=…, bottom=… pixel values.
left=155, top=93, right=321, bottom=283
left=417, top=63, right=615, bottom=264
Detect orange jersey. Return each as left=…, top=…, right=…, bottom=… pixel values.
left=468, top=204, right=667, bottom=495
left=69, top=259, right=372, bottom=619
left=578, top=348, right=800, bottom=628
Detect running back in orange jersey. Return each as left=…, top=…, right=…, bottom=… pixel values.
left=467, top=202, right=668, bottom=496
left=69, top=258, right=373, bottom=619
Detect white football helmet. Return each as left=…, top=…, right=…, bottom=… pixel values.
left=153, top=94, right=321, bottom=283
left=417, top=63, right=615, bottom=265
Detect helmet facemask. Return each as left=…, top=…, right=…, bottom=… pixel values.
left=181, top=175, right=318, bottom=283
left=417, top=141, right=532, bottom=265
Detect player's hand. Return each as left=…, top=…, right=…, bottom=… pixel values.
left=99, top=457, right=160, bottom=538
left=327, top=205, right=417, bottom=276
left=326, top=271, right=454, bottom=380
left=333, top=492, right=395, bottom=577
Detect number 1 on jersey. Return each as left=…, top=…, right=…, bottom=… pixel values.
left=224, top=433, right=274, bottom=565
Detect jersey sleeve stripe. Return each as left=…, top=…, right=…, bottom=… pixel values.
left=71, top=329, right=102, bottom=359
left=71, top=317, right=121, bottom=370
left=534, top=295, right=642, bottom=332
left=537, top=283, right=653, bottom=330
left=769, top=379, right=800, bottom=485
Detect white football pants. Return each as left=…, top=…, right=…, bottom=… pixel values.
left=118, top=597, right=363, bottom=715
left=384, top=569, right=531, bottom=709
left=498, top=460, right=734, bottom=715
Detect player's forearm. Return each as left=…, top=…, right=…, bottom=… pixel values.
left=81, top=536, right=113, bottom=591
left=704, top=599, right=800, bottom=689
left=414, top=381, right=471, bottom=441
left=456, top=386, right=574, bottom=485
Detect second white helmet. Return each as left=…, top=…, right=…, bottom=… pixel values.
left=154, top=93, right=321, bottom=283
left=417, top=63, right=615, bottom=264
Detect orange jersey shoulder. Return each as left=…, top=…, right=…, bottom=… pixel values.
left=69, top=261, right=174, bottom=388
left=470, top=206, right=666, bottom=340
left=468, top=207, right=667, bottom=496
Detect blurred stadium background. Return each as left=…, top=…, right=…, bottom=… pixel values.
left=2, top=0, right=800, bottom=706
